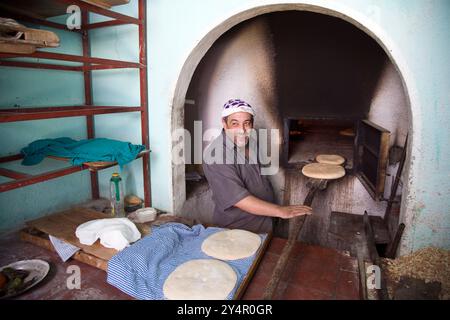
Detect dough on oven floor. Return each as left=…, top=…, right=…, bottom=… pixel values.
left=163, top=259, right=237, bottom=300
left=201, top=229, right=261, bottom=260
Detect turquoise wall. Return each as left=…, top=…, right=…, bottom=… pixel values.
left=0, top=15, right=91, bottom=233
left=0, top=3, right=144, bottom=232
left=88, top=2, right=144, bottom=201
left=146, top=0, right=450, bottom=254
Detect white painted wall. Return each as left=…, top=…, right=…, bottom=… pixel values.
left=369, top=61, right=410, bottom=202
left=369, top=62, right=410, bottom=148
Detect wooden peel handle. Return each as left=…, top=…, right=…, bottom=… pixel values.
left=263, top=186, right=319, bottom=300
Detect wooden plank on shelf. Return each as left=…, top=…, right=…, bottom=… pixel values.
left=0, top=0, right=66, bottom=19
left=82, top=0, right=112, bottom=9
left=102, top=0, right=130, bottom=6
left=23, top=29, right=60, bottom=48
left=81, top=0, right=132, bottom=9
left=0, top=167, right=31, bottom=180
left=47, top=150, right=150, bottom=170
left=0, top=18, right=60, bottom=49
left=0, top=9, right=72, bottom=32
left=0, top=43, right=35, bottom=54
left=56, top=0, right=140, bottom=25
left=0, top=0, right=131, bottom=19
left=26, top=207, right=118, bottom=261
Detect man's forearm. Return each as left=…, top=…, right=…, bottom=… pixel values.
left=234, top=195, right=282, bottom=218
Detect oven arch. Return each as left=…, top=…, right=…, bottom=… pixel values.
left=169, top=3, right=415, bottom=255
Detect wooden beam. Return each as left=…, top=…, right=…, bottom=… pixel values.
left=363, top=211, right=390, bottom=300
left=384, top=135, right=408, bottom=227
left=356, top=242, right=368, bottom=300
left=0, top=167, right=32, bottom=180
left=0, top=105, right=141, bottom=122
left=0, top=165, right=84, bottom=192
left=0, top=154, right=24, bottom=163
left=385, top=223, right=405, bottom=259
left=0, top=51, right=142, bottom=68
left=263, top=179, right=327, bottom=300
left=0, top=60, right=83, bottom=72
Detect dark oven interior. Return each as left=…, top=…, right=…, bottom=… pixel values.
left=283, top=117, right=390, bottom=201
left=283, top=118, right=356, bottom=169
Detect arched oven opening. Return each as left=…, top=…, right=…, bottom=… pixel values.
left=181, top=10, right=410, bottom=258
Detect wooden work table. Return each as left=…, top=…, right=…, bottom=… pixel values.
left=0, top=230, right=360, bottom=300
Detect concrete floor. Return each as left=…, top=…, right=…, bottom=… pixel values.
left=0, top=232, right=360, bottom=300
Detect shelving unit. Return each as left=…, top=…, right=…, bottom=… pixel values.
left=0, top=0, right=151, bottom=206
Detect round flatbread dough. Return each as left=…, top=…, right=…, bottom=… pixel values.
left=201, top=229, right=261, bottom=260
left=315, top=154, right=346, bottom=166
left=302, top=163, right=346, bottom=180
left=163, top=259, right=237, bottom=300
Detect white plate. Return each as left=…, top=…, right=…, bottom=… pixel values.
left=0, top=259, right=50, bottom=299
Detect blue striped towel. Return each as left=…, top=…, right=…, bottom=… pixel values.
left=49, top=235, right=80, bottom=262
left=107, top=223, right=267, bottom=300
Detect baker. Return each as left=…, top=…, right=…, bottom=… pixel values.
left=202, top=99, right=312, bottom=234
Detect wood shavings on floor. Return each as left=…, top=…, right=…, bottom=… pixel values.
left=382, top=247, right=450, bottom=299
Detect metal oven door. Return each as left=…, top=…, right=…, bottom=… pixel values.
left=354, top=119, right=390, bottom=201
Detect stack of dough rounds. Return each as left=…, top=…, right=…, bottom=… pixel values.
left=201, top=229, right=261, bottom=260
left=315, top=154, right=345, bottom=166
left=163, top=259, right=237, bottom=300
left=302, top=162, right=345, bottom=180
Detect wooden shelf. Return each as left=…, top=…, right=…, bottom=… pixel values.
left=0, top=0, right=139, bottom=24
left=0, top=51, right=143, bottom=71
left=48, top=149, right=150, bottom=171
left=0, top=150, right=150, bottom=192
left=0, top=105, right=142, bottom=122
left=0, top=0, right=151, bottom=206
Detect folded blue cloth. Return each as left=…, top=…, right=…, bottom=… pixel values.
left=21, top=137, right=145, bottom=167
left=49, top=235, right=80, bottom=262
left=107, top=223, right=267, bottom=300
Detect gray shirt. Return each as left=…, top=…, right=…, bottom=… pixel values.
left=202, top=130, right=274, bottom=233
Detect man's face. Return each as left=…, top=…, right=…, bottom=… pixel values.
left=222, top=112, right=254, bottom=148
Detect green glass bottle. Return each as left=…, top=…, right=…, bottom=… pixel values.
left=110, top=172, right=125, bottom=218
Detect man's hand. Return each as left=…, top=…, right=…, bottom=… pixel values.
left=234, top=195, right=313, bottom=219
left=277, top=205, right=312, bottom=219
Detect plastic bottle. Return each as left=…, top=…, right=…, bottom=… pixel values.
left=110, top=172, right=125, bottom=218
